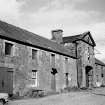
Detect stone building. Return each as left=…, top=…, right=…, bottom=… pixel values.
left=95, top=58, right=105, bottom=87
left=0, top=20, right=104, bottom=96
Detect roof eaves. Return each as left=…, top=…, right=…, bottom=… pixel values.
left=0, top=33, right=77, bottom=59
left=95, top=58, right=105, bottom=66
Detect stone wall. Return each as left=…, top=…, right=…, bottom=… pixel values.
left=64, top=43, right=76, bottom=57
left=76, top=41, right=95, bottom=88
left=0, top=38, right=77, bottom=96
left=95, top=64, right=104, bottom=87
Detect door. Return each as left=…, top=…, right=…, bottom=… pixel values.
left=51, top=68, right=57, bottom=91
left=51, top=74, right=56, bottom=91
left=85, top=66, right=93, bottom=88
left=0, top=69, right=7, bottom=93
left=0, top=67, right=13, bottom=94
left=7, top=70, right=13, bottom=94
left=86, top=71, right=89, bottom=87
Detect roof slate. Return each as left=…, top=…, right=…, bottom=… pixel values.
left=63, top=34, right=83, bottom=43
left=95, top=58, right=105, bottom=66
left=63, top=31, right=96, bottom=46
left=0, top=20, right=76, bottom=58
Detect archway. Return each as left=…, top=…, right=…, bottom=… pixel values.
left=85, top=66, right=93, bottom=88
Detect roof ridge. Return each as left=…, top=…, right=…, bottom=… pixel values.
left=0, top=20, right=52, bottom=42
left=63, top=31, right=90, bottom=38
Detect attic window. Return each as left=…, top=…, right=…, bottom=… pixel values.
left=5, top=42, right=13, bottom=56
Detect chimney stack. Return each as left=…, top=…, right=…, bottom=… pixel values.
left=51, top=29, right=63, bottom=44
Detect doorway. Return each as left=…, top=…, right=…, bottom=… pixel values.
left=51, top=68, right=57, bottom=91
left=0, top=67, right=13, bottom=94
left=85, top=66, right=93, bottom=88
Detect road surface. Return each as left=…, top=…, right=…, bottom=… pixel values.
left=8, top=88, right=105, bottom=105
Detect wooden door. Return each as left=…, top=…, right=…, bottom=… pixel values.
left=86, top=69, right=92, bottom=88
left=0, top=68, right=13, bottom=94
left=86, top=73, right=89, bottom=87
left=7, top=70, right=13, bottom=94
left=51, top=74, right=56, bottom=91
left=0, top=68, right=7, bottom=93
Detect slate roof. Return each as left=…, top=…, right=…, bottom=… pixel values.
left=0, top=20, right=76, bottom=58
left=95, top=58, right=105, bottom=66
left=63, top=31, right=96, bottom=46
left=63, top=34, right=84, bottom=43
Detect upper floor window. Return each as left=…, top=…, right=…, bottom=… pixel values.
left=5, top=42, right=13, bottom=56
left=32, top=49, right=37, bottom=59
left=101, top=66, right=103, bottom=70
left=65, top=57, right=68, bottom=63
left=65, top=57, right=69, bottom=74
left=51, top=54, right=55, bottom=67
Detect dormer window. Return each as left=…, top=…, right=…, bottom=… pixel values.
left=5, top=42, right=13, bottom=56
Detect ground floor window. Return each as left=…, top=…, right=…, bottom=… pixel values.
left=32, top=70, right=38, bottom=87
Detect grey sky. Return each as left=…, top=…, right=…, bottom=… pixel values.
left=0, top=0, right=105, bottom=60
left=75, top=0, right=105, bottom=12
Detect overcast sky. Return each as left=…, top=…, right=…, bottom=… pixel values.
left=0, top=0, right=105, bottom=61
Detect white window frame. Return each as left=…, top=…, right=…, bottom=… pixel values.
left=31, top=70, right=38, bottom=87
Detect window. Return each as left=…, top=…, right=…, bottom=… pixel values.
left=65, top=57, right=68, bottom=64
left=32, top=49, right=37, bottom=59
left=87, top=47, right=90, bottom=61
left=32, top=70, right=38, bottom=87
left=65, top=73, right=69, bottom=87
left=5, top=42, right=13, bottom=56
left=65, top=57, right=68, bottom=72
left=51, top=54, right=55, bottom=68
left=101, top=73, right=104, bottom=78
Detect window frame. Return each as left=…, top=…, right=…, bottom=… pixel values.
left=32, top=49, right=37, bottom=60
left=31, top=70, right=38, bottom=87
left=4, top=40, right=14, bottom=56
left=51, top=53, right=55, bottom=68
